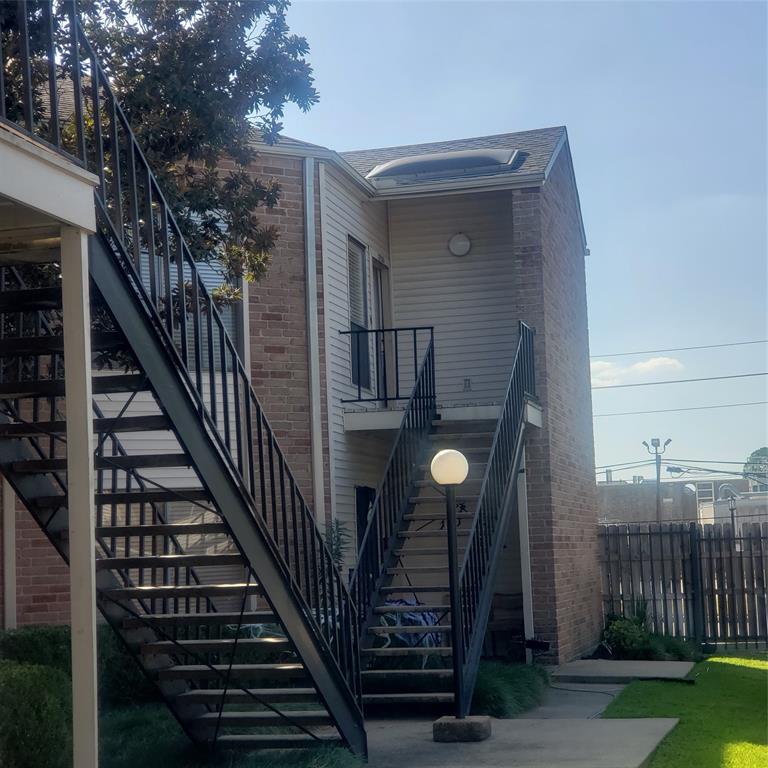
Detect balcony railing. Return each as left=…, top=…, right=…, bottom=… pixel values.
left=340, top=326, right=434, bottom=405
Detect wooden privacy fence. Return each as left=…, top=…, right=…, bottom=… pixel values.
left=599, top=523, right=768, bottom=648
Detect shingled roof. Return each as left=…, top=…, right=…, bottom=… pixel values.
left=339, top=126, right=566, bottom=180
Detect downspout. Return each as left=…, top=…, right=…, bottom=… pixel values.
left=2, top=479, right=16, bottom=629
left=517, top=448, right=535, bottom=663
left=304, top=157, right=326, bottom=528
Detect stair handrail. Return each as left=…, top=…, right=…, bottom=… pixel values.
left=349, top=337, right=437, bottom=632
left=455, top=321, right=535, bottom=714
left=1, top=1, right=362, bottom=716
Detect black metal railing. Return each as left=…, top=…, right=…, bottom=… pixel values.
left=454, top=321, right=535, bottom=715
left=0, top=0, right=362, bottom=717
left=340, top=326, right=434, bottom=405
left=349, top=338, right=436, bottom=628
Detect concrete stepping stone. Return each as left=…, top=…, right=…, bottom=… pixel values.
left=552, top=659, right=694, bottom=684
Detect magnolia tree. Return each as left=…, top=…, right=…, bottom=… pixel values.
left=77, top=0, right=318, bottom=301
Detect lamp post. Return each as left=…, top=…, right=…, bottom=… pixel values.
left=430, top=448, right=469, bottom=719
left=643, top=438, right=671, bottom=523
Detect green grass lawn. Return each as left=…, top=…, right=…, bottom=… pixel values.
left=100, top=705, right=362, bottom=768
left=603, top=655, right=768, bottom=768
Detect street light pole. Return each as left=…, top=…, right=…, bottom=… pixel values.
left=430, top=448, right=469, bottom=720
left=643, top=438, right=671, bottom=523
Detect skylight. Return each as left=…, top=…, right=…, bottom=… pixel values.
left=366, top=148, right=517, bottom=180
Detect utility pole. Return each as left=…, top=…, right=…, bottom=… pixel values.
left=643, top=438, right=671, bottom=523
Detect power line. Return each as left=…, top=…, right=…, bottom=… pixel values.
left=592, top=372, right=767, bottom=390
left=591, top=339, right=768, bottom=358
left=593, top=401, right=768, bottom=417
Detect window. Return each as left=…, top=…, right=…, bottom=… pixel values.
left=348, top=237, right=370, bottom=389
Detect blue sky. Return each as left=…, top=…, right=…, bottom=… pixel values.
left=280, top=0, right=768, bottom=479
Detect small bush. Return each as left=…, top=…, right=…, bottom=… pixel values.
left=0, top=624, right=71, bottom=674
left=0, top=623, right=159, bottom=710
left=471, top=661, right=549, bottom=717
left=0, top=661, right=72, bottom=768
left=603, top=617, right=652, bottom=659
left=602, top=616, right=702, bottom=661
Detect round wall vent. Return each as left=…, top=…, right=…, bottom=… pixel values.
left=448, top=233, right=471, bottom=257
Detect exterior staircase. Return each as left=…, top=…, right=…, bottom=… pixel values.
left=361, top=419, right=495, bottom=707
left=351, top=324, right=536, bottom=715
left=0, top=3, right=364, bottom=757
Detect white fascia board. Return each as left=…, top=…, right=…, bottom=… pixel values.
left=0, top=125, right=98, bottom=231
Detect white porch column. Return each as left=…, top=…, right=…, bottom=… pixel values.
left=517, top=449, right=535, bottom=664
left=61, top=226, right=98, bottom=768
left=2, top=479, right=16, bottom=629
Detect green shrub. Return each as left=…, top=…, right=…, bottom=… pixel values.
left=0, top=623, right=159, bottom=710
left=602, top=616, right=702, bottom=661
left=603, top=617, right=652, bottom=659
left=471, top=661, right=549, bottom=717
left=0, top=661, right=72, bottom=768
left=97, top=625, right=159, bottom=709
left=0, top=624, right=71, bottom=674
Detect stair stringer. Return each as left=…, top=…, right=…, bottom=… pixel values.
left=88, top=234, right=366, bottom=756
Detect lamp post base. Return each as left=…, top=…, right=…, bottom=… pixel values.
left=433, top=715, right=492, bottom=743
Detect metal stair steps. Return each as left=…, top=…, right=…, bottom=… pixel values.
left=372, top=604, right=447, bottom=614
left=393, top=547, right=449, bottom=557
left=97, top=522, right=227, bottom=538
left=190, top=710, right=331, bottom=727
left=386, top=566, right=447, bottom=575
left=368, top=624, right=451, bottom=635
left=0, top=414, right=170, bottom=438
left=0, top=374, right=151, bottom=399
left=14, top=453, right=190, bottom=473
left=173, top=688, right=318, bottom=704
left=379, top=585, right=449, bottom=595
left=406, top=498, right=474, bottom=506
left=214, top=734, right=341, bottom=749
left=96, top=553, right=243, bottom=571
left=361, top=647, right=452, bottom=656
left=103, top=583, right=261, bottom=600
left=0, top=332, right=125, bottom=357
left=123, top=610, right=276, bottom=629
left=35, top=488, right=212, bottom=508
left=362, top=669, right=452, bottom=679
left=0, top=286, right=62, bottom=312
left=397, top=529, right=470, bottom=538
left=159, top=663, right=306, bottom=681
left=403, top=511, right=473, bottom=520
left=363, top=693, right=453, bottom=705
left=140, top=637, right=291, bottom=655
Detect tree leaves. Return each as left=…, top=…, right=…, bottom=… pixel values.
left=78, top=0, right=318, bottom=294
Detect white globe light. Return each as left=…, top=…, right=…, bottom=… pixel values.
left=430, top=449, right=469, bottom=486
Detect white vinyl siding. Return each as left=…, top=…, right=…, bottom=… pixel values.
left=319, top=163, right=393, bottom=546
left=389, top=190, right=518, bottom=407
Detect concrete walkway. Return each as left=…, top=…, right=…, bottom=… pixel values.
left=519, top=682, right=624, bottom=719
left=552, top=659, right=694, bottom=684
left=365, top=717, right=678, bottom=768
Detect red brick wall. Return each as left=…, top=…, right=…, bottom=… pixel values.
left=238, top=153, right=317, bottom=510
left=508, top=145, right=601, bottom=662
left=0, top=486, right=70, bottom=628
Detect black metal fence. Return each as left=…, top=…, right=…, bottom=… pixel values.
left=600, top=522, right=768, bottom=648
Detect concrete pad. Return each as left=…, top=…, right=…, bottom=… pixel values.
left=552, top=659, right=694, bottom=684
left=519, top=683, right=625, bottom=719
left=434, top=715, right=492, bottom=742
left=366, top=717, right=678, bottom=768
